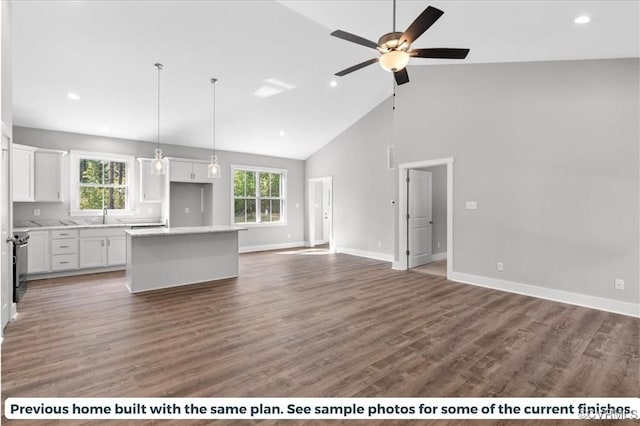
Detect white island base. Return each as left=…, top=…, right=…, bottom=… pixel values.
left=125, top=226, right=246, bottom=293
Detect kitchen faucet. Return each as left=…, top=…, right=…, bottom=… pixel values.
left=102, top=207, right=107, bottom=224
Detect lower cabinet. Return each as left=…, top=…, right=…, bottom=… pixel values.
left=27, top=230, right=50, bottom=274
left=79, top=228, right=126, bottom=268
left=27, top=227, right=128, bottom=276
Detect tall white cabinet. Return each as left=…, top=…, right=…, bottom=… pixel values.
left=12, top=144, right=36, bottom=202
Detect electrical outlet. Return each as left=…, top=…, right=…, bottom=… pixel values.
left=184, top=207, right=190, bottom=213
left=466, top=201, right=478, bottom=210
left=287, top=233, right=291, bottom=239
left=614, top=279, right=625, bottom=290
left=436, top=241, right=441, bottom=249
left=378, top=241, right=382, bottom=248
left=33, top=209, right=40, bottom=216
left=497, top=262, right=504, bottom=272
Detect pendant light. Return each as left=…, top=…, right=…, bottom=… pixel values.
left=207, top=78, right=221, bottom=179
left=151, top=63, right=165, bottom=175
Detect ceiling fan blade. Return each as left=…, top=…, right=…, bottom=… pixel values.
left=335, top=58, right=379, bottom=76
left=410, top=48, right=470, bottom=59
left=331, top=30, right=379, bottom=50
left=401, top=6, right=444, bottom=45
left=394, top=68, right=409, bottom=85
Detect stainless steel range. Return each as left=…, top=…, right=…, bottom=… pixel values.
left=13, top=232, right=29, bottom=303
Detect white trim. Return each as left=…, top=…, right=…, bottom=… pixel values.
left=239, top=241, right=305, bottom=253
left=449, top=271, right=640, bottom=318
left=397, top=157, right=454, bottom=278
left=432, top=251, right=447, bottom=261
left=69, top=150, right=135, bottom=216
left=336, top=247, right=394, bottom=263
left=230, top=164, right=287, bottom=227
left=307, top=176, right=334, bottom=252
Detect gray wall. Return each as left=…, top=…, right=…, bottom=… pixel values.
left=13, top=126, right=305, bottom=249
left=306, top=58, right=639, bottom=304
left=424, top=164, right=446, bottom=255
left=1, top=0, right=11, bottom=127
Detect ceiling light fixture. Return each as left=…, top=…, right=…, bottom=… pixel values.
left=574, top=15, right=591, bottom=24
left=379, top=50, right=410, bottom=72
left=207, top=78, right=221, bottom=179
left=151, top=63, right=165, bottom=175
left=279, top=130, right=285, bottom=137
left=329, top=80, right=338, bottom=88
left=67, top=92, right=80, bottom=100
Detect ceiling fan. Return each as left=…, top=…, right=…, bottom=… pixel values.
left=331, top=0, right=470, bottom=85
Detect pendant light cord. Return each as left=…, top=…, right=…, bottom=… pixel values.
left=392, top=0, right=396, bottom=33
left=155, top=63, right=163, bottom=151
left=211, top=78, right=217, bottom=157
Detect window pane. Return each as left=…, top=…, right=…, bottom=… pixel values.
left=246, top=172, right=256, bottom=197
left=105, top=161, right=127, bottom=186
left=104, top=187, right=127, bottom=209
left=246, top=199, right=257, bottom=223
left=260, top=173, right=270, bottom=198
left=233, top=171, right=245, bottom=197
left=260, top=199, right=271, bottom=222
left=80, top=159, right=104, bottom=184
left=271, top=199, right=281, bottom=222
left=79, top=186, right=105, bottom=210
left=234, top=199, right=246, bottom=223
left=270, top=173, right=280, bottom=198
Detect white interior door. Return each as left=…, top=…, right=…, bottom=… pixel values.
left=321, top=182, right=331, bottom=243
left=1, top=129, right=12, bottom=330
left=407, top=169, right=433, bottom=268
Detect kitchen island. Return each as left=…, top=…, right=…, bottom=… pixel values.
left=125, top=225, right=246, bottom=293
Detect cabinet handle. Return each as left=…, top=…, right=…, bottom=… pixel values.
left=108, top=240, right=111, bottom=247
left=60, top=261, right=69, bottom=265
left=101, top=240, right=104, bottom=247
left=60, top=233, right=69, bottom=236
left=57, top=192, right=60, bottom=200
left=60, top=245, right=69, bottom=248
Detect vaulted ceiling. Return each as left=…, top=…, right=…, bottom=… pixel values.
left=11, top=1, right=639, bottom=159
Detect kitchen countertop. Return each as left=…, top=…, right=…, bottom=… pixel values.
left=14, top=219, right=165, bottom=232
left=125, top=225, right=247, bottom=237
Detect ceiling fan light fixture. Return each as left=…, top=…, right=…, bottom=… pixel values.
left=379, top=50, right=410, bottom=72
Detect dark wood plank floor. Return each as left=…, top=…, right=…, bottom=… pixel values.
left=2, top=248, right=638, bottom=425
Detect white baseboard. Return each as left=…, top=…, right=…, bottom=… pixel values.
left=449, top=271, right=639, bottom=318
left=335, top=247, right=393, bottom=263
left=432, top=252, right=447, bottom=261
left=239, top=241, right=306, bottom=253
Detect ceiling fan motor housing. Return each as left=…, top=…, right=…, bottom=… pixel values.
left=378, top=31, right=410, bottom=52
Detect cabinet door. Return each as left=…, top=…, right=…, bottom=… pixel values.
left=27, top=231, right=50, bottom=274
left=107, top=236, right=126, bottom=266
left=35, top=152, right=62, bottom=202
left=12, top=146, right=35, bottom=202
left=139, top=159, right=164, bottom=202
left=169, top=161, right=194, bottom=182
left=79, top=237, right=107, bottom=268
left=191, top=162, right=213, bottom=182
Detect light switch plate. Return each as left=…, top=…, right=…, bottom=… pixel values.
left=185, top=207, right=190, bottom=213
left=466, top=201, right=478, bottom=210
left=33, top=209, right=40, bottom=216
left=497, top=262, right=504, bottom=271
left=614, top=279, right=624, bottom=290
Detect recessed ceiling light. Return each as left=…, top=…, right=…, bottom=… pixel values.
left=254, top=86, right=282, bottom=98
left=67, top=92, right=80, bottom=100
left=574, top=15, right=591, bottom=24
left=279, top=130, right=285, bottom=137
left=329, top=80, right=338, bottom=88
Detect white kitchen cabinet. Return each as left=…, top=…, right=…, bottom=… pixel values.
left=27, top=230, right=50, bottom=274
left=50, top=229, right=79, bottom=271
left=138, top=158, right=164, bottom=202
left=79, top=228, right=127, bottom=268
left=79, top=237, right=107, bottom=268
left=169, top=159, right=214, bottom=183
left=107, top=236, right=126, bottom=266
left=35, top=151, right=64, bottom=202
left=12, top=144, right=36, bottom=202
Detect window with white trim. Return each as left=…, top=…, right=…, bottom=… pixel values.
left=69, top=151, right=135, bottom=215
left=232, top=165, right=286, bottom=225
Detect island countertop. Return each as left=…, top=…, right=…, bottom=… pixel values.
left=124, top=225, right=247, bottom=237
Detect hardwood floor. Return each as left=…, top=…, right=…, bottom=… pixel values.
left=2, top=248, right=638, bottom=425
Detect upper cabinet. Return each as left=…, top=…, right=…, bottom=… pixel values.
left=169, top=159, right=214, bottom=183
left=138, top=158, right=164, bottom=202
left=12, top=144, right=66, bottom=203
left=35, top=151, right=64, bottom=202
left=12, top=144, right=36, bottom=202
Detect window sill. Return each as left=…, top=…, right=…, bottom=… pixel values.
left=70, top=210, right=136, bottom=217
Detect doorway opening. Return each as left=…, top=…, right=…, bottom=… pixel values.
left=307, top=176, right=334, bottom=252
left=396, top=158, right=453, bottom=278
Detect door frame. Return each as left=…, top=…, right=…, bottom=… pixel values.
left=1, top=121, right=15, bottom=336
left=396, top=157, right=453, bottom=277
left=307, top=176, right=333, bottom=251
